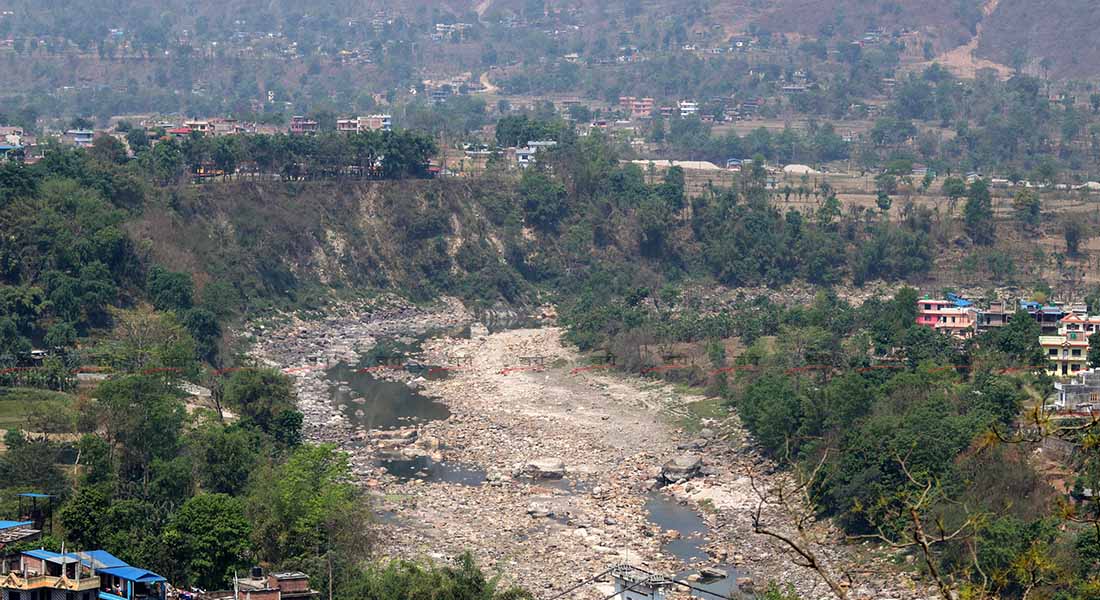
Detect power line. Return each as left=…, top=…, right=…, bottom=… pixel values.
left=547, top=566, right=618, bottom=600
left=626, top=564, right=733, bottom=600
left=550, top=564, right=735, bottom=600
left=596, top=571, right=663, bottom=600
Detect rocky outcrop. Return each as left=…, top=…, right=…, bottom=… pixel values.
left=523, top=458, right=566, bottom=479
left=661, top=454, right=702, bottom=482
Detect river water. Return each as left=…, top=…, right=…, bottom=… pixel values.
left=645, top=493, right=744, bottom=598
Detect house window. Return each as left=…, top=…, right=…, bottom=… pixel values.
left=1073, top=364, right=1082, bottom=371
left=1049, top=349, right=1058, bottom=356
left=1073, top=349, right=1082, bottom=357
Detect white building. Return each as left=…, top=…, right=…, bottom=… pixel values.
left=516, top=140, right=557, bottom=168
left=336, top=114, right=393, bottom=133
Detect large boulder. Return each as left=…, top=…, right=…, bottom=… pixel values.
left=523, top=458, right=566, bottom=479
left=662, top=454, right=702, bottom=482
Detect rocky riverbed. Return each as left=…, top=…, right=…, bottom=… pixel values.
left=252, top=300, right=942, bottom=599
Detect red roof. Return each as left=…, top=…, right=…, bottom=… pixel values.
left=167, top=127, right=192, bottom=135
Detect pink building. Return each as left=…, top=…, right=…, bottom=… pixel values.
left=916, top=298, right=977, bottom=338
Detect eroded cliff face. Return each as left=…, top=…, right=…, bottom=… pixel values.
left=126, top=177, right=532, bottom=308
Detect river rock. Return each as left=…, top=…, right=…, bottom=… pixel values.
left=524, top=458, right=566, bottom=479
left=662, top=454, right=702, bottom=482
left=527, top=503, right=554, bottom=518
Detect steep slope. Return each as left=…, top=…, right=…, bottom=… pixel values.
left=977, top=0, right=1100, bottom=78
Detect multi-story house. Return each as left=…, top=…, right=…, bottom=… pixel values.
left=618, top=97, right=655, bottom=119
left=63, top=130, right=95, bottom=148
left=1053, top=369, right=1100, bottom=411
left=289, top=116, right=319, bottom=135
left=0, top=549, right=167, bottom=600
left=0, top=550, right=100, bottom=600
left=975, top=299, right=1011, bottom=332
left=916, top=295, right=977, bottom=339
left=1041, top=333, right=1089, bottom=377
left=337, top=115, right=393, bottom=133
left=1039, top=314, right=1100, bottom=377
left=677, top=100, right=699, bottom=117
left=1058, top=314, right=1100, bottom=339
left=1020, top=301, right=1067, bottom=335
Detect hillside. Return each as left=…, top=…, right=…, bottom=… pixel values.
left=752, top=0, right=982, bottom=48
left=977, top=0, right=1100, bottom=78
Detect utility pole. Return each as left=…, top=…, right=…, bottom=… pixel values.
left=327, top=551, right=333, bottom=600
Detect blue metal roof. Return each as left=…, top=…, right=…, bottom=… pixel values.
left=79, top=550, right=128, bottom=569
left=18, top=493, right=53, bottom=498
left=0, top=520, right=33, bottom=529
left=23, top=550, right=82, bottom=564
left=98, top=566, right=166, bottom=583
left=24, top=549, right=166, bottom=583
left=945, top=293, right=972, bottom=307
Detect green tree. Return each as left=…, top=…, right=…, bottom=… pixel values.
left=942, top=176, right=967, bottom=211
left=181, top=308, right=221, bottom=363
left=191, top=425, right=260, bottom=495
left=125, top=128, right=150, bottom=152
left=964, top=179, right=995, bottom=245
left=1089, top=332, right=1100, bottom=368
left=222, top=369, right=300, bottom=443
left=59, top=485, right=110, bottom=549
left=1012, top=189, right=1041, bottom=233
left=984, top=310, right=1044, bottom=365
left=519, top=169, right=567, bottom=231
left=1065, top=218, right=1088, bottom=256
left=247, top=444, right=363, bottom=563
left=97, top=374, right=186, bottom=487
left=163, top=494, right=252, bottom=589
left=89, top=136, right=128, bottom=165
left=875, top=190, right=892, bottom=212
left=147, top=266, right=194, bottom=311
left=341, top=553, right=530, bottom=600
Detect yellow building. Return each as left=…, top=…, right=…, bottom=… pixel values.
left=1040, top=334, right=1090, bottom=377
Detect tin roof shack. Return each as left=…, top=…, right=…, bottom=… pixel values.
left=611, top=566, right=672, bottom=600
left=229, top=570, right=318, bottom=600
left=0, top=522, right=39, bottom=550
left=0, top=550, right=101, bottom=600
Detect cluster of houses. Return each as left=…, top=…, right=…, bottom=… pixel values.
left=0, top=112, right=396, bottom=163
left=616, top=97, right=700, bottom=120
left=0, top=519, right=318, bottom=600
left=915, top=294, right=1100, bottom=411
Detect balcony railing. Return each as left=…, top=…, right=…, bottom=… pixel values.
left=0, top=573, right=101, bottom=591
